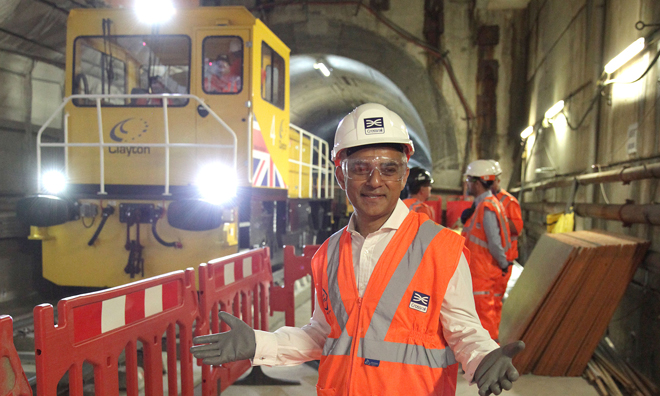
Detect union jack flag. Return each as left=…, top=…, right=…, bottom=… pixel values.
left=252, top=117, right=286, bottom=188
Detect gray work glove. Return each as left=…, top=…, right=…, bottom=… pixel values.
left=473, top=341, right=525, bottom=396
left=190, top=311, right=256, bottom=366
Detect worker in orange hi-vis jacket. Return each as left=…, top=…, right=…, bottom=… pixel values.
left=191, top=104, right=525, bottom=396
left=461, top=160, right=513, bottom=340
left=489, top=160, right=523, bottom=333
left=402, top=167, right=435, bottom=220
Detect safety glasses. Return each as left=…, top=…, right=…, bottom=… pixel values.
left=341, top=157, right=407, bottom=181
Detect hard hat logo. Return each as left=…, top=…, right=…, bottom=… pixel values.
left=364, top=117, right=385, bottom=134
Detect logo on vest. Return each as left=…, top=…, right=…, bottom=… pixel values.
left=322, top=288, right=329, bottom=312
left=363, top=117, right=384, bottom=135
left=364, top=359, right=380, bottom=367
left=409, top=291, right=430, bottom=313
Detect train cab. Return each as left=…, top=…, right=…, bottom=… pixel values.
left=16, top=6, right=306, bottom=288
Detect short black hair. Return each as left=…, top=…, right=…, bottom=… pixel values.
left=408, top=181, right=431, bottom=195
left=344, top=143, right=405, bottom=158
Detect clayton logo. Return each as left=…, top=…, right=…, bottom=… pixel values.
left=363, top=117, right=384, bottom=135
left=108, top=118, right=151, bottom=156
left=409, top=291, right=430, bottom=313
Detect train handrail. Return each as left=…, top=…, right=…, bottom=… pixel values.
left=289, top=123, right=335, bottom=199
left=35, top=93, right=238, bottom=196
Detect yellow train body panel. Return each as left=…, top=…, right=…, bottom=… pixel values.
left=249, top=18, right=290, bottom=191
left=41, top=201, right=238, bottom=288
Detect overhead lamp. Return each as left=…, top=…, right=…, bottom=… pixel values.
left=313, top=62, right=331, bottom=77
left=135, top=0, right=175, bottom=25
left=604, top=38, right=645, bottom=74
left=520, top=126, right=534, bottom=139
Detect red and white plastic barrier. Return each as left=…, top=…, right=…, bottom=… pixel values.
left=1, top=315, right=32, bottom=396
left=33, top=269, right=199, bottom=396
left=195, top=248, right=273, bottom=395
left=270, top=245, right=320, bottom=327
left=446, top=197, right=473, bottom=229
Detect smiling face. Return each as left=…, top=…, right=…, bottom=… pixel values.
left=336, top=146, right=408, bottom=235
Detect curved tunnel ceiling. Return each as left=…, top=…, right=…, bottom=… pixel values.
left=290, top=54, right=432, bottom=170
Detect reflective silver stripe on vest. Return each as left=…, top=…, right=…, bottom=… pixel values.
left=326, top=230, right=348, bottom=330
left=357, top=220, right=456, bottom=368
left=511, top=236, right=518, bottom=242
left=468, top=234, right=489, bottom=249
left=323, top=327, right=353, bottom=356
left=358, top=338, right=456, bottom=369
left=473, top=291, right=490, bottom=295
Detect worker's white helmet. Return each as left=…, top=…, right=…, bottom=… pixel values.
left=465, top=160, right=497, bottom=181
left=489, top=160, right=503, bottom=176
left=332, top=103, right=414, bottom=165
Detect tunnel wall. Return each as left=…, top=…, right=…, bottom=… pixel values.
left=0, top=51, right=64, bottom=304
left=259, top=1, right=472, bottom=188
left=514, top=0, right=660, bottom=383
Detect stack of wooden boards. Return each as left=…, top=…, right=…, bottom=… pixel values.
left=499, top=230, right=650, bottom=376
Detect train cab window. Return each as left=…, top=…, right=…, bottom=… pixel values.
left=261, top=42, right=285, bottom=109
left=202, top=36, right=243, bottom=94
left=72, top=35, right=191, bottom=107
left=73, top=44, right=126, bottom=105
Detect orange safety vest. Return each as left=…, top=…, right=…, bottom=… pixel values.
left=311, top=211, right=466, bottom=396
left=495, top=189, right=523, bottom=260
left=402, top=198, right=435, bottom=220
left=461, top=195, right=513, bottom=278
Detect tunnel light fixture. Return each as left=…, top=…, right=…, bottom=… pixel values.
left=544, top=100, right=565, bottom=122
left=135, top=0, right=175, bottom=25
left=604, top=38, right=645, bottom=74
left=520, top=126, right=534, bottom=139
left=313, top=62, right=331, bottom=77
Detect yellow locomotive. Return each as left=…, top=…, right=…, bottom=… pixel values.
left=17, top=6, right=336, bottom=288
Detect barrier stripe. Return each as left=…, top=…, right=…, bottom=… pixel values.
left=72, top=280, right=180, bottom=343
left=213, top=257, right=258, bottom=288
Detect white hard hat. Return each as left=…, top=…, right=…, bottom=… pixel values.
left=332, top=103, right=414, bottom=165
left=465, top=160, right=497, bottom=181
left=489, top=160, right=502, bottom=176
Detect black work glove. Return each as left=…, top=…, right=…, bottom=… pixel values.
left=461, top=203, right=476, bottom=224
left=190, top=311, right=256, bottom=366
left=473, top=341, right=525, bottom=396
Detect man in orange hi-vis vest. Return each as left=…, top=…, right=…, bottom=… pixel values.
left=489, top=160, right=523, bottom=338
left=402, top=167, right=435, bottom=220
left=191, top=104, right=524, bottom=396
left=461, top=160, right=513, bottom=341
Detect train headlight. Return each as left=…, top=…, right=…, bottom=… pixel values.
left=135, top=0, right=175, bottom=25
left=195, top=164, right=237, bottom=205
left=42, top=171, right=67, bottom=194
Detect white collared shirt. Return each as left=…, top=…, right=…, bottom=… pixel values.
left=253, top=199, right=498, bottom=382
